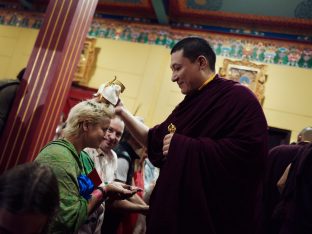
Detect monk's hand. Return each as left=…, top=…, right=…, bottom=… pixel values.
left=163, top=133, right=174, bottom=156
left=115, top=100, right=124, bottom=116
left=115, top=98, right=124, bottom=108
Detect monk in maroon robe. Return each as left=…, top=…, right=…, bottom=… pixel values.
left=263, top=144, right=302, bottom=234
left=263, top=128, right=312, bottom=234
left=116, top=37, right=268, bottom=234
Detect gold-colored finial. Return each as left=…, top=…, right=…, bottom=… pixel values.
left=167, top=123, right=176, bottom=134
left=106, top=76, right=125, bottom=93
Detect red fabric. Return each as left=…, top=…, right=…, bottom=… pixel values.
left=63, top=85, right=96, bottom=119
left=134, top=170, right=144, bottom=198
left=117, top=170, right=145, bottom=234
left=117, top=213, right=139, bottom=234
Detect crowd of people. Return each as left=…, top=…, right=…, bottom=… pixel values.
left=0, top=36, right=311, bottom=234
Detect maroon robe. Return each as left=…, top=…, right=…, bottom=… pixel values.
left=279, top=143, right=312, bottom=234
left=147, top=76, right=268, bottom=234
left=263, top=144, right=302, bottom=234
left=264, top=143, right=312, bottom=234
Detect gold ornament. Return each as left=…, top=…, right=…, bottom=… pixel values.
left=167, top=123, right=176, bottom=134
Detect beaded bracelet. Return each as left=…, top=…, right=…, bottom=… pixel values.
left=91, top=189, right=102, bottom=200
left=96, top=186, right=106, bottom=198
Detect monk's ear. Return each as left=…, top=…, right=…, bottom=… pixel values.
left=197, top=55, right=208, bottom=70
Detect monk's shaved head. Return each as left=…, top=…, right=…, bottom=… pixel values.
left=297, top=127, right=312, bottom=143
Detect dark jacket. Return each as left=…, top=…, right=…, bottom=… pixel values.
left=0, top=79, right=20, bottom=134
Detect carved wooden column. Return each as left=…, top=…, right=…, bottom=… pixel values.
left=0, top=0, right=98, bottom=172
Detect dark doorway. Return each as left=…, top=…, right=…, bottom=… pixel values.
left=268, top=126, right=291, bottom=150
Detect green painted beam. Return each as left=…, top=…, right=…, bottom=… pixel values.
left=151, top=0, right=169, bottom=24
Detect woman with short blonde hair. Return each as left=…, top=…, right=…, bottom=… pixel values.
left=35, top=99, right=137, bottom=234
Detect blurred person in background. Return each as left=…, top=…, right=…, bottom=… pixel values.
left=0, top=162, right=59, bottom=234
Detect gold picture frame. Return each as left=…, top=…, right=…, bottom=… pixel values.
left=220, top=59, right=267, bottom=105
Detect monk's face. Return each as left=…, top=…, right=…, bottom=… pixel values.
left=170, top=50, right=204, bottom=95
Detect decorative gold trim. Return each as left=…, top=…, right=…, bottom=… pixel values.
left=73, top=37, right=97, bottom=86
left=106, top=76, right=125, bottom=93
left=220, top=58, right=267, bottom=105
left=168, top=123, right=176, bottom=134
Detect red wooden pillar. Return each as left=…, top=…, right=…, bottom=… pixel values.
left=0, top=0, right=98, bottom=172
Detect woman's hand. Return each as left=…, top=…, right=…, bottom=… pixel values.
left=102, top=181, right=141, bottom=200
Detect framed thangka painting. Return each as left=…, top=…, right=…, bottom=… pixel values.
left=220, top=59, right=267, bottom=105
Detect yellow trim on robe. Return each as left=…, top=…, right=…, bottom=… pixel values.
left=198, top=73, right=216, bottom=90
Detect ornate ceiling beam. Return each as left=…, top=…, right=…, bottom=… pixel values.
left=151, top=0, right=168, bottom=24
